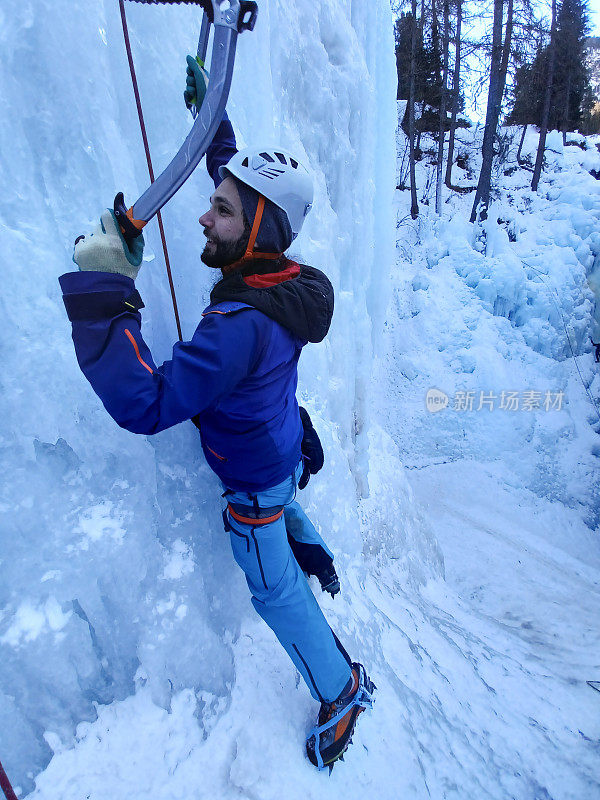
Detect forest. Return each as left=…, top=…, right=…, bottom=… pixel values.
left=393, top=0, right=595, bottom=221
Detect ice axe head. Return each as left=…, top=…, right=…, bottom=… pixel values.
left=113, top=192, right=146, bottom=248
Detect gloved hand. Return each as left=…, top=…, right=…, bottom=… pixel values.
left=184, top=55, right=210, bottom=113
left=298, top=406, right=325, bottom=490
left=73, top=210, right=144, bottom=280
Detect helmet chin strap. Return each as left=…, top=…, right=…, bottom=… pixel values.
left=222, top=194, right=282, bottom=276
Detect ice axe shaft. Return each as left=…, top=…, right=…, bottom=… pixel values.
left=190, top=13, right=211, bottom=119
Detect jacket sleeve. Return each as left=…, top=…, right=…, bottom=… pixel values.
left=59, top=271, right=261, bottom=435
left=205, top=110, right=238, bottom=187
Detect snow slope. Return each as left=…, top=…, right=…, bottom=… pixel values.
left=1, top=1, right=600, bottom=798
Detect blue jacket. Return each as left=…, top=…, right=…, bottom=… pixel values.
left=60, top=114, right=333, bottom=492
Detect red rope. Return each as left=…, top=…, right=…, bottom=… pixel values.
left=118, top=0, right=183, bottom=341
left=0, top=759, right=18, bottom=800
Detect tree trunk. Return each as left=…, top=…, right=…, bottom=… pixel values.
left=470, top=0, right=504, bottom=224
left=498, top=0, right=513, bottom=105
left=416, top=101, right=425, bottom=155
left=516, top=123, right=527, bottom=164
left=562, top=70, right=572, bottom=145
left=435, top=0, right=450, bottom=214
left=445, top=0, right=462, bottom=188
left=430, top=0, right=442, bottom=98
left=409, top=0, right=419, bottom=219
left=532, top=0, right=557, bottom=192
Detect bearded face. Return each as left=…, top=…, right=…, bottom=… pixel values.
left=198, top=177, right=250, bottom=269
left=201, top=225, right=250, bottom=268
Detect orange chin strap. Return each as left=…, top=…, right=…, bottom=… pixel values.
left=222, top=194, right=282, bottom=276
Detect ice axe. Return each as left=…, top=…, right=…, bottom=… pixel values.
left=114, top=0, right=258, bottom=246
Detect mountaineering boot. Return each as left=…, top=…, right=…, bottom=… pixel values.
left=316, top=563, right=340, bottom=598
left=306, top=662, right=375, bottom=770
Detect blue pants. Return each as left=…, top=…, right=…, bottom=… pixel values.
left=222, top=461, right=351, bottom=703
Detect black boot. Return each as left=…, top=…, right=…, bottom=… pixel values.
left=316, top=563, right=340, bottom=598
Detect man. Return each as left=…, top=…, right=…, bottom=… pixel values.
left=59, top=73, right=373, bottom=769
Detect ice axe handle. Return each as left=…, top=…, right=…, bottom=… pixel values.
left=238, top=1, right=258, bottom=32
left=114, top=192, right=146, bottom=248
left=201, top=0, right=256, bottom=29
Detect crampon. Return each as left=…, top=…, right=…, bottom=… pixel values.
left=306, top=662, right=375, bottom=772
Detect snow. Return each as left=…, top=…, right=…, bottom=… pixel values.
left=1, top=0, right=599, bottom=798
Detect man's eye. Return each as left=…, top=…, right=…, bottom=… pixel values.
left=218, top=206, right=230, bottom=215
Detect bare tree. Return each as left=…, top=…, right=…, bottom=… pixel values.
left=470, top=0, right=505, bottom=223
left=409, top=0, right=420, bottom=218
left=516, top=123, right=528, bottom=164
left=435, top=0, right=451, bottom=213
left=499, top=0, right=514, bottom=105
left=532, top=0, right=557, bottom=191
left=445, top=0, right=462, bottom=188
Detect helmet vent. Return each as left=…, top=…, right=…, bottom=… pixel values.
left=290, top=158, right=299, bottom=169
left=259, top=167, right=286, bottom=179
left=259, top=152, right=275, bottom=162
left=242, top=157, right=249, bottom=167
left=275, top=152, right=287, bottom=164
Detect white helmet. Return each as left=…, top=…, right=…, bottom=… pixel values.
left=219, top=147, right=314, bottom=238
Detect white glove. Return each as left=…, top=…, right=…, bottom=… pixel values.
left=73, top=210, right=144, bottom=280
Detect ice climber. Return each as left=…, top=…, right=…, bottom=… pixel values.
left=59, top=56, right=374, bottom=770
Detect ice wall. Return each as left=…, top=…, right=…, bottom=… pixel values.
left=0, top=0, right=407, bottom=791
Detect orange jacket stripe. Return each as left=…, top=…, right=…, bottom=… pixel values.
left=206, top=445, right=227, bottom=462
left=124, top=328, right=154, bottom=374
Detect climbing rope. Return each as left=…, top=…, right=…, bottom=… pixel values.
left=118, top=0, right=183, bottom=341
left=0, top=758, right=18, bottom=800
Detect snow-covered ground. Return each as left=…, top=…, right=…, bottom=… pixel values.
left=1, top=0, right=600, bottom=798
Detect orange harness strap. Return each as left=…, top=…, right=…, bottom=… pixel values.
left=227, top=504, right=284, bottom=526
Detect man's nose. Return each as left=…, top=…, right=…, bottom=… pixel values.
left=198, top=210, right=212, bottom=227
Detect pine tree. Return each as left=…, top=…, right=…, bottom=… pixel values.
left=395, top=12, right=415, bottom=101
left=508, top=0, right=591, bottom=132
left=396, top=1, right=452, bottom=135
left=553, top=0, right=591, bottom=136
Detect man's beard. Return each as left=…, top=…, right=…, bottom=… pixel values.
left=201, top=228, right=250, bottom=269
